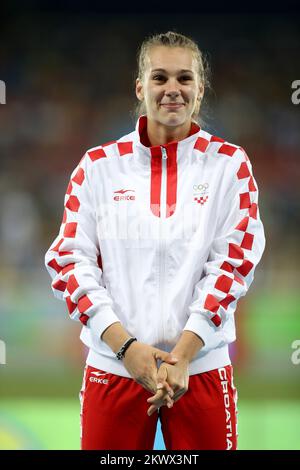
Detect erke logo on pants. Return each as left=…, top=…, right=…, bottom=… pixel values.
left=90, top=371, right=109, bottom=384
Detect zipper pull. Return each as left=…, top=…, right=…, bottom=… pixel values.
left=161, top=147, right=168, bottom=160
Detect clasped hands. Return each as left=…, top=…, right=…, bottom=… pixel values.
left=122, top=341, right=189, bottom=417
left=146, top=357, right=189, bottom=416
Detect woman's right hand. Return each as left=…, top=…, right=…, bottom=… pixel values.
left=123, top=341, right=178, bottom=403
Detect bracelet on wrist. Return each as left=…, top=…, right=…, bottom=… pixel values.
left=116, top=337, right=137, bottom=361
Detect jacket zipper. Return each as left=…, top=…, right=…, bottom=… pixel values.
left=159, top=147, right=168, bottom=344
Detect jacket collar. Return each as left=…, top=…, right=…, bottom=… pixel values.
left=133, top=115, right=201, bottom=166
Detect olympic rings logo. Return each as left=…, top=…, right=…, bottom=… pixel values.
left=193, top=183, right=209, bottom=191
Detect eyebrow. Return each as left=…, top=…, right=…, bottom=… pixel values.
left=150, top=68, right=194, bottom=74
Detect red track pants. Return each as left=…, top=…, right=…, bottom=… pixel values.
left=79, top=364, right=238, bottom=450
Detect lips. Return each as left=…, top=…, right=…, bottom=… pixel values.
left=160, top=103, right=185, bottom=109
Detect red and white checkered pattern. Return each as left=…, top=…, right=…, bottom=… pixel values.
left=87, top=141, right=133, bottom=162
left=45, top=153, right=113, bottom=327
left=45, top=139, right=134, bottom=328
left=194, top=195, right=209, bottom=205
left=194, top=133, right=240, bottom=159
left=189, top=146, right=262, bottom=328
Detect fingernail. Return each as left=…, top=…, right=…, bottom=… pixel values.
left=157, top=383, right=163, bottom=389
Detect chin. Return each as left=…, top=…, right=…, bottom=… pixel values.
left=164, top=115, right=186, bottom=127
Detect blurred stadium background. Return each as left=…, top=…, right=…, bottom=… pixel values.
left=0, top=2, right=300, bottom=450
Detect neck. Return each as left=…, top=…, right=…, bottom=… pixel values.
left=146, top=119, right=192, bottom=146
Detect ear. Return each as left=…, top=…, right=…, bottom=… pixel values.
left=136, top=78, right=144, bottom=102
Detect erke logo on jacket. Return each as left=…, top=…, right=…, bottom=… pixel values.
left=113, top=189, right=136, bottom=201
left=194, top=183, right=209, bottom=205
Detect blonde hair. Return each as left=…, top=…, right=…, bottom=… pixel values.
left=134, top=31, right=211, bottom=124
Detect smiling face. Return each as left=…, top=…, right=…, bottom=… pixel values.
left=136, top=46, right=204, bottom=130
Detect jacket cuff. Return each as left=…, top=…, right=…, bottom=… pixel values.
left=183, top=313, right=219, bottom=352
left=88, top=308, right=120, bottom=340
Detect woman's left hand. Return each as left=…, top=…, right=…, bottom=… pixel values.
left=146, top=359, right=189, bottom=416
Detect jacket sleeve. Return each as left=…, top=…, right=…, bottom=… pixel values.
left=183, top=147, right=266, bottom=352
left=44, top=153, right=120, bottom=340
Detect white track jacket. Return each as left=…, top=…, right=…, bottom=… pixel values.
left=45, top=115, right=265, bottom=377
